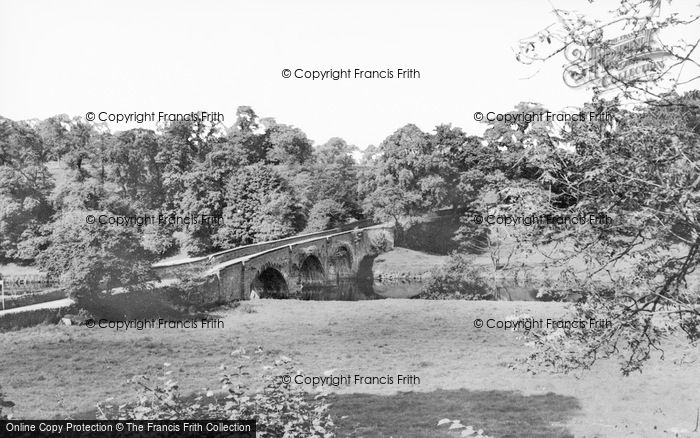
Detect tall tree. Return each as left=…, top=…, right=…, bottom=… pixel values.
left=526, top=95, right=700, bottom=374
left=106, top=129, right=164, bottom=208
left=37, top=115, right=95, bottom=179
left=0, top=117, right=53, bottom=261
left=36, top=210, right=156, bottom=314
left=362, top=124, right=432, bottom=219
left=157, top=117, right=222, bottom=208
left=215, top=164, right=304, bottom=248
left=262, top=118, right=314, bottom=166
left=306, top=137, right=362, bottom=222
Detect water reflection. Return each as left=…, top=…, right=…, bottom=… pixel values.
left=298, top=278, right=545, bottom=301
left=299, top=278, right=385, bottom=301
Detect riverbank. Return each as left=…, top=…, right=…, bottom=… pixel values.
left=1, top=299, right=697, bottom=437
left=368, top=247, right=448, bottom=298
left=372, top=247, right=448, bottom=282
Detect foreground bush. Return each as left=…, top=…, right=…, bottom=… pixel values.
left=53, top=275, right=221, bottom=322
left=0, top=307, right=64, bottom=332
left=0, top=288, right=66, bottom=311
left=0, top=385, right=14, bottom=419
left=98, top=354, right=334, bottom=437
left=36, top=210, right=156, bottom=312
left=420, top=254, right=494, bottom=300
left=368, top=229, right=393, bottom=254
left=154, top=276, right=222, bottom=310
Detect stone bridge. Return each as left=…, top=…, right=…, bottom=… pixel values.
left=152, top=221, right=394, bottom=301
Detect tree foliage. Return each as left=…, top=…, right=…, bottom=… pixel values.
left=307, top=137, right=361, bottom=219
left=215, top=164, right=304, bottom=248
left=3, top=79, right=699, bottom=379
left=516, top=0, right=700, bottom=102
left=0, top=117, right=54, bottom=260
left=525, top=95, right=700, bottom=374
left=35, top=211, right=156, bottom=312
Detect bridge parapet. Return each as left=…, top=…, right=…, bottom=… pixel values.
left=152, top=219, right=376, bottom=279
left=196, top=223, right=394, bottom=302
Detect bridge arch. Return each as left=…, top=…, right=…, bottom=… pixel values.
left=299, top=254, right=326, bottom=284
left=250, top=264, right=289, bottom=298
left=328, top=243, right=354, bottom=279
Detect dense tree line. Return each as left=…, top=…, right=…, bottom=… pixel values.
left=0, top=104, right=529, bottom=307
left=2, top=90, right=699, bottom=373
left=0, top=107, right=356, bottom=262
left=0, top=104, right=528, bottom=267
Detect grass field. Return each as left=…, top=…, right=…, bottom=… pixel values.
left=1, top=299, right=698, bottom=437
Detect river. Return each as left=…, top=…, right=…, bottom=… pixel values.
left=299, top=277, right=543, bottom=301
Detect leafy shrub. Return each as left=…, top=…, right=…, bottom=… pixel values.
left=77, top=276, right=221, bottom=320
left=420, top=253, right=494, bottom=300
left=154, top=276, right=222, bottom=310
left=0, top=288, right=66, bottom=310
left=368, top=230, right=393, bottom=254
left=0, top=385, right=15, bottom=419
left=98, top=354, right=334, bottom=437
left=36, top=210, right=156, bottom=312
left=0, top=307, right=64, bottom=332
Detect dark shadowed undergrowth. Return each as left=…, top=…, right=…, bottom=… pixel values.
left=331, top=389, right=579, bottom=438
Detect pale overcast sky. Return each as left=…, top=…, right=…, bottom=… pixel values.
left=1, top=0, right=698, bottom=148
